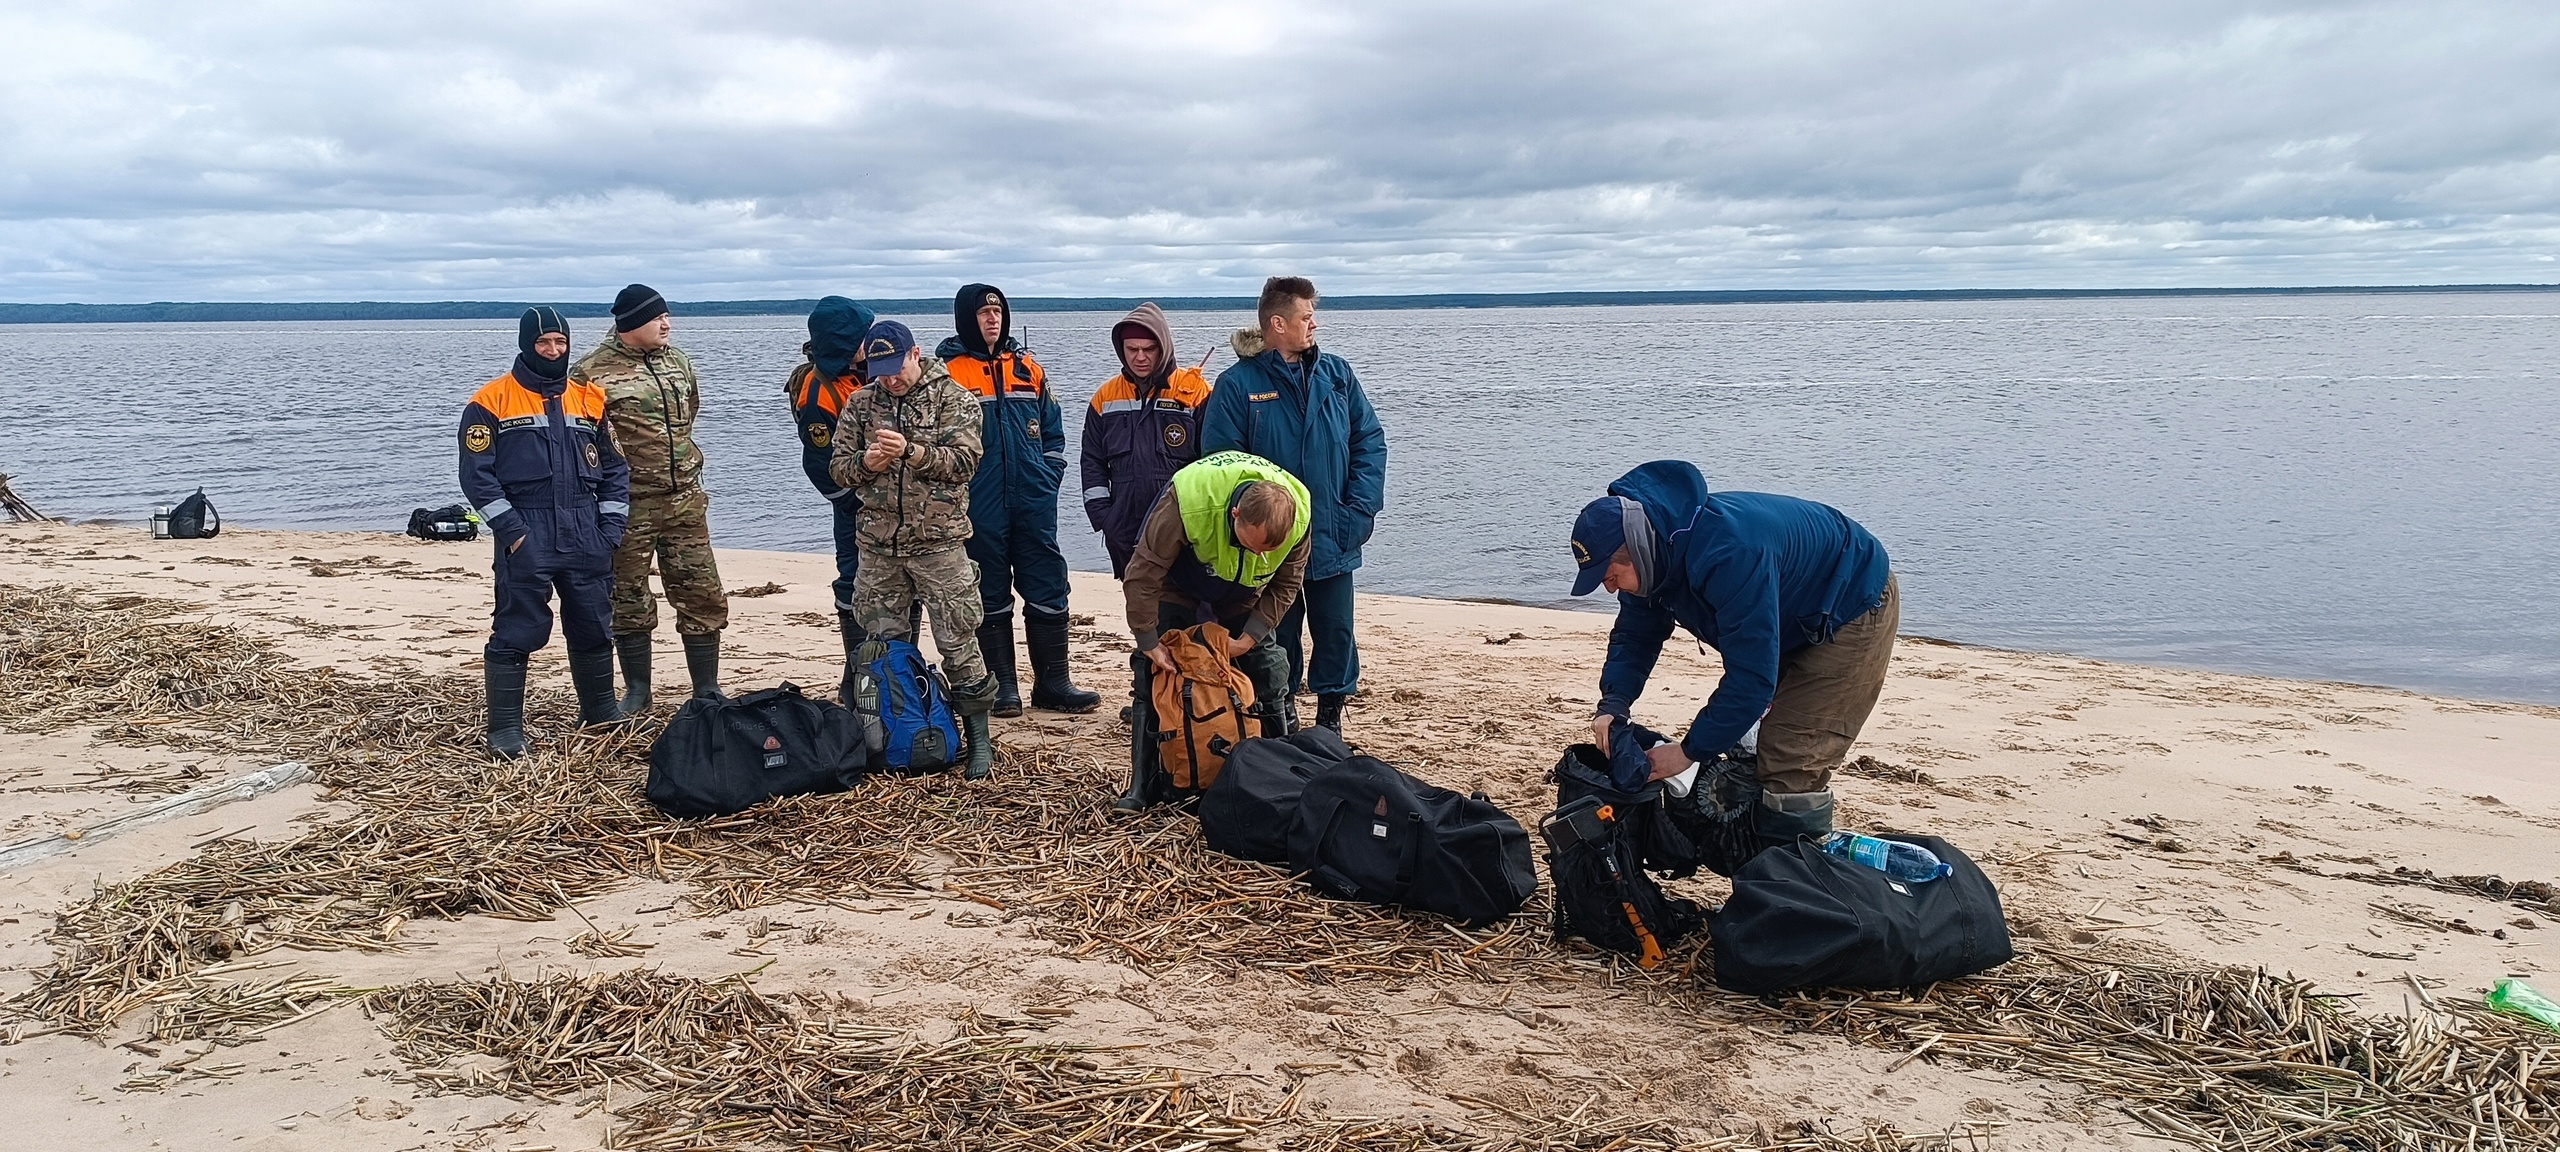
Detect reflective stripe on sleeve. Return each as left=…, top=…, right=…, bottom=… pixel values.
left=476, top=498, right=513, bottom=520
left=1082, top=487, right=1111, bottom=501
left=598, top=500, right=630, bottom=515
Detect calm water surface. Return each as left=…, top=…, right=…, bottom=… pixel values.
left=6, top=294, right=2555, bottom=703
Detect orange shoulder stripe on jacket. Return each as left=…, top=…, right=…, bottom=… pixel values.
left=946, top=352, right=1046, bottom=399
left=469, top=373, right=606, bottom=422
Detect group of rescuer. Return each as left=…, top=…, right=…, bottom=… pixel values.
left=458, top=277, right=1900, bottom=846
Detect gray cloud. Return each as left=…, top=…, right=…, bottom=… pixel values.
left=3, top=0, right=2556, bottom=300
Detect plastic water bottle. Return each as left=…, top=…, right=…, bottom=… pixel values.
left=1819, top=832, right=1952, bottom=883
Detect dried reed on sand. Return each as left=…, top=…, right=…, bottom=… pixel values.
left=7, top=583, right=2560, bottom=1149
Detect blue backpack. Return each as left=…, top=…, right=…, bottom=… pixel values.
left=846, top=639, right=962, bottom=774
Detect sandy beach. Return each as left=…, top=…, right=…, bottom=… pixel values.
left=2, top=521, right=2554, bottom=1151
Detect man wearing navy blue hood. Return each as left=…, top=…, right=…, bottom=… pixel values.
left=1200, top=276, right=1387, bottom=733
left=788, top=295, right=879, bottom=653
left=458, top=307, right=632, bottom=758
left=1569, top=461, right=1900, bottom=851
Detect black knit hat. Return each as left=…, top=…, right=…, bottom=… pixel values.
left=612, top=283, right=668, bottom=333
left=518, top=306, right=569, bottom=354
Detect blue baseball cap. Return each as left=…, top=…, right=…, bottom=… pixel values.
left=1569, top=496, right=1628, bottom=596
left=860, top=320, right=916, bottom=374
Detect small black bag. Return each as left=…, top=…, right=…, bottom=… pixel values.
left=1199, top=726, right=1351, bottom=863
left=169, top=488, right=220, bottom=539
left=1286, top=756, right=1537, bottom=927
left=1541, top=795, right=1703, bottom=967
left=646, top=683, right=868, bottom=818
left=1709, top=832, right=2014, bottom=994
left=406, top=503, right=479, bottom=541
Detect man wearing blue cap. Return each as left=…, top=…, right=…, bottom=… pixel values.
left=1569, top=460, right=1900, bottom=854
left=827, top=319, right=1004, bottom=778
left=458, top=307, right=632, bottom=758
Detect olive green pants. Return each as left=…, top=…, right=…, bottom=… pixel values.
left=1756, top=574, right=1900, bottom=794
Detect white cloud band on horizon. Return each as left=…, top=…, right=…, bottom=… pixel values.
left=3, top=0, right=2556, bottom=301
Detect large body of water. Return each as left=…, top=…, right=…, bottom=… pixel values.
left=7, top=294, right=2555, bottom=704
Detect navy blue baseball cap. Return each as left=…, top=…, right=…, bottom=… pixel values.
left=860, top=320, right=916, bottom=374
left=1569, top=496, right=1628, bottom=596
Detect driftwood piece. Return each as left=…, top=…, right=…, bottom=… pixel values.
left=0, top=473, right=52, bottom=522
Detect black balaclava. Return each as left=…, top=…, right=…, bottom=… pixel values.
left=952, top=283, right=1010, bottom=357
left=515, top=306, right=570, bottom=389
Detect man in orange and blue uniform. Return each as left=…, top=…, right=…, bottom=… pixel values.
left=935, top=283, right=1099, bottom=717
left=788, top=295, right=878, bottom=654
left=459, top=306, right=632, bottom=759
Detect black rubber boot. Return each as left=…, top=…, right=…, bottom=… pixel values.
left=1114, top=654, right=1156, bottom=810
left=951, top=674, right=1000, bottom=780
left=484, top=652, right=529, bottom=760
left=1751, top=789, right=1836, bottom=857
left=568, top=646, right=628, bottom=728
left=613, top=633, right=652, bottom=716
left=979, top=614, right=1023, bottom=717
left=681, top=631, right=723, bottom=699
left=1254, top=700, right=1291, bottom=739
left=1315, top=692, right=1347, bottom=732
left=1026, top=611, right=1102, bottom=713
left=963, top=712, right=994, bottom=780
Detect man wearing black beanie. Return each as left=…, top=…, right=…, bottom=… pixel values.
left=459, top=307, right=632, bottom=757
left=574, top=283, right=731, bottom=712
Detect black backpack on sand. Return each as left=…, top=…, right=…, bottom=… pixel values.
left=1286, top=756, right=1536, bottom=928
left=1541, top=794, right=1702, bottom=968
left=1199, top=726, right=1352, bottom=863
left=169, top=488, right=220, bottom=540
left=1553, top=741, right=1768, bottom=879
left=1709, top=832, right=2014, bottom=995
left=647, top=683, right=868, bottom=817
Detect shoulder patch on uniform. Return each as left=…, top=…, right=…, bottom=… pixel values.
left=584, top=442, right=601, bottom=469
left=807, top=421, right=832, bottom=448
left=464, top=424, right=493, bottom=453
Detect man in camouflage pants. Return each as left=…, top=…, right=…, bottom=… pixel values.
left=827, top=320, right=1003, bottom=778
left=576, top=283, right=730, bottom=711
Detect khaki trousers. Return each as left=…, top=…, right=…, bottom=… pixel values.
left=1756, top=574, right=1899, bottom=794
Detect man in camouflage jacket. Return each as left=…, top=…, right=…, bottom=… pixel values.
left=574, top=283, right=729, bottom=710
left=826, top=320, right=1003, bottom=778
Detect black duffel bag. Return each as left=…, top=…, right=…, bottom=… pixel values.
left=1709, top=832, right=2014, bottom=994
left=1286, top=756, right=1536, bottom=928
left=646, top=683, right=867, bottom=817
left=406, top=503, right=479, bottom=541
left=1199, top=726, right=1351, bottom=863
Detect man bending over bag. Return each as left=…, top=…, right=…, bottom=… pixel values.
left=1568, top=460, right=1899, bottom=855
left=1122, top=451, right=1312, bottom=743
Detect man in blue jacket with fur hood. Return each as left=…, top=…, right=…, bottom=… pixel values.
left=1200, top=276, right=1387, bottom=733
left=1570, top=460, right=1900, bottom=853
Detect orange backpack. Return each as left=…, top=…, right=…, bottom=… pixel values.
left=1150, top=625, right=1260, bottom=790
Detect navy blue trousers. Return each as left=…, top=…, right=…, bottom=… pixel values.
left=828, top=496, right=862, bottom=613
left=1275, top=571, right=1360, bottom=698
left=488, top=536, right=613, bottom=660
left=967, top=509, right=1071, bottom=621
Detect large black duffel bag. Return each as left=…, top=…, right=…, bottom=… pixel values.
left=1286, top=756, right=1536, bottom=927
left=1708, top=832, right=2014, bottom=994
left=1198, top=726, right=1351, bottom=863
left=646, top=683, right=867, bottom=817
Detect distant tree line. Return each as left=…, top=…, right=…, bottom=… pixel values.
left=2, top=285, right=2554, bottom=323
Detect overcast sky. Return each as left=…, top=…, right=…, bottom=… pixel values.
left=4, top=1, right=2556, bottom=302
